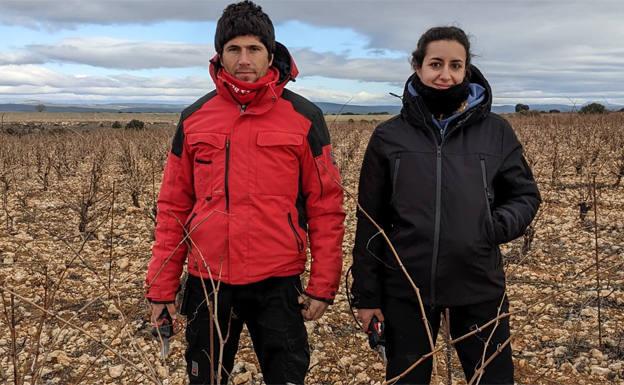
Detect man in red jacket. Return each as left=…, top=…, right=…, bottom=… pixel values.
left=144, top=1, right=345, bottom=383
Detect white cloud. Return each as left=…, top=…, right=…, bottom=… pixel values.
left=0, top=51, right=44, bottom=65
left=293, top=49, right=408, bottom=84
left=0, top=64, right=401, bottom=105
left=0, top=65, right=211, bottom=102
left=1, top=1, right=624, bottom=105
left=289, top=85, right=397, bottom=105
left=26, top=37, right=212, bottom=69
left=0, top=0, right=222, bottom=28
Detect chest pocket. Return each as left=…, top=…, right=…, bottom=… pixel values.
left=256, top=131, right=303, bottom=196
left=188, top=133, right=227, bottom=199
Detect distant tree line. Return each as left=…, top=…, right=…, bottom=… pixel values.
left=514, top=102, right=620, bottom=115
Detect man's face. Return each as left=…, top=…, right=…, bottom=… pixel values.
left=221, top=35, right=273, bottom=83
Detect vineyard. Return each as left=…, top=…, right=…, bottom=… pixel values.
left=0, top=112, right=623, bottom=385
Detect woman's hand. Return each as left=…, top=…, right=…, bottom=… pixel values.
left=357, top=308, right=384, bottom=332
left=150, top=302, right=177, bottom=327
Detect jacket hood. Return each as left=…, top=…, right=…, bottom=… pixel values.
left=401, top=65, right=493, bottom=131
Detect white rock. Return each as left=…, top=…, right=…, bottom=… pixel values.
left=590, top=365, right=611, bottom=376
left=78, top=354, right=91, bottom=364
left=309, top=349, right=320, bottom=369
left=581, top=308, right=596, bottom=317
left=232, top=371, right=251, bottom=385
left=338, top=356, right=352, bottom=367
left=50, top=350, right=70, bottom=365
left=590, top=348, right=604, bottom=360
left=561, top=362, right=576, bottom=374
left=305, top=321, right=316, bottom=335
left=107, top=303, right=120, bottom=316
left=355, top=372, right=369, bottom=383
left=157, top=365, right=168, bottom=378
left=231, top=362, right=244, bottom=375
left=373, top=362, right=385, bottom=371
left=554, top=346, right=568, bottom=357
left=243, top=362, right=257, bottom=375
left=117, top=257, right=129, bottom=270
left=109, top=364, right=124, bottom=378
left=13, top=271, right=26, bottom=283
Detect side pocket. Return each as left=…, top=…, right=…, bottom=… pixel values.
left=391, top=155, right=401, bottom=199
left=187, top=133, right=227, bottom=199
left=479, top=155, right=496, bottom=244
left=193, top=159, right=213, bottom=199
left=287, top=213, right=304, bottom=253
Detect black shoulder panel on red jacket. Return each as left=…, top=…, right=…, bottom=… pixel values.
left=282, top=89, right=329, bottom=157
left=171, top=90, right=218, bottom=157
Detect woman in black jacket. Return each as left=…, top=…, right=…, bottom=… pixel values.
left=351, top=26, right=540, bottom=384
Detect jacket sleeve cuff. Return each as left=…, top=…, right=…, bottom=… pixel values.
left=147, top=298, right=175, bottom=304
left=351, top=292, right=381, bottom=309
left=303, top=291, right=334, bottom=305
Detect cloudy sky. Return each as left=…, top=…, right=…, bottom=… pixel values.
left=0, top=0, right=623, bottom=107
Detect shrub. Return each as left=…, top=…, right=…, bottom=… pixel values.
left=125, top=119, right=145, bottom=130
left=579, top=103, right=606, bottom=114
left=112, top=121, right=122, bottom=129
left=515, top=103, right=530, bottom=113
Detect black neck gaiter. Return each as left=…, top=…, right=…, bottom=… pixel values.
left=411, top=75, right=470, bottom=119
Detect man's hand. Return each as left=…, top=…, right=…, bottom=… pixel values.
left=150, top=302, right=177, bottom=327
left=298, top=295, right=329, bottom=321
left=357, top=308, right=384, bottom=332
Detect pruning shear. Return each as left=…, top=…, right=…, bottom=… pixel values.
left=151, top=307, right=174, bottom=359
left=367, top=315, right=387, bottom=363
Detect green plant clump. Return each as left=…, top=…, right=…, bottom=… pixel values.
left=125, top=119, right=145, bottom=130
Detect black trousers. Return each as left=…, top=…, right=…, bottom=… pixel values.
left=181, top=274, right=310, bottom=385
left=384, top=295, right=514, bottom=385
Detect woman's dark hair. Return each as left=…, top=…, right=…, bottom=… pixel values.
left=410, top=26, right=471, bottom=71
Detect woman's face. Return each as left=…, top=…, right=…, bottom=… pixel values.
left=416, top=40, right=467, bottom=89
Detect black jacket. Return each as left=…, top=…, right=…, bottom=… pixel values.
left=351, top=66, right=540, bottom=308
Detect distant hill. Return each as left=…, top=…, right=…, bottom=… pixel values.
left=316, top=102, right=401, bottom=115
left=1, top=102, right=622, bottom=115
left=0, top=103, right=185, bottom=113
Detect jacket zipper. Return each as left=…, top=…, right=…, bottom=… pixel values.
left=225, top=138, right=231, bottom=212
left=413, top=97, right=443, bottom=307
left=412, top=96, right=480, bottom=306
left=183, top=212, right=198, bottom=247
left=480, top=156, right=495, bottom=240
left=287, top=213, right=304, bottom=252
left=430, top=144, right=443, bottom=306
left=184, top=212, right=197, bottom=230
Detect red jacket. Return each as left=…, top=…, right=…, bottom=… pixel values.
left=145, top=43, right=345, bottom=303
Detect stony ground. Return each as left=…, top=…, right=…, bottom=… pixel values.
left=0, top=113, right=623, bottom=385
